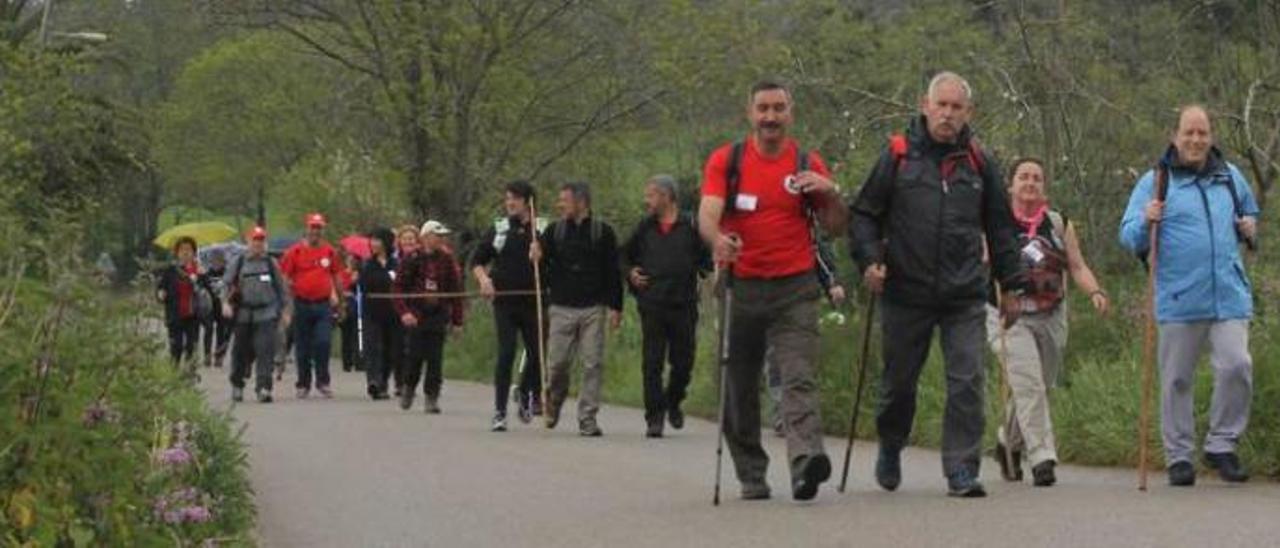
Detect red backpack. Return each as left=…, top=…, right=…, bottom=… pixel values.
left=888, top=134, right=985, bottom=181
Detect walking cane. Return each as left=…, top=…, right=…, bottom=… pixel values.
left=837, top=289, right=876, bottom=493
left=530, top=197, right=551, bottom=426
left=356, top=284, right=365, bottom=367
left=713, top=264, right=734, bottom=506
left=1138, top=169, right=1167, bottom=491
left=994, top=282, right=1016, bottom=481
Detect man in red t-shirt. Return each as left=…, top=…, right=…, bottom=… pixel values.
left=280, top=212, right=343, bottom=399
left=698, top=80, right=847, bottom=502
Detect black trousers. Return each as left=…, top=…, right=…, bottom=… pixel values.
left=638, top=302, right=698, bottom=424
left=492, top=301, right=543, bottom=414
left=340, top=297, right=361, bottom=370
left=202, top=314, right=233, bottom=362
left=402, top=327, right=446, bottom=397
left=363, top=315, right=402, bottom=394
left=167, top=317, right=200, bottom=366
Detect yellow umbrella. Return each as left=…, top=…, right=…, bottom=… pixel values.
left=153, top=221, right=240, bottom=251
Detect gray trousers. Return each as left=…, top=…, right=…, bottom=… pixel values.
left=1158, top=320, right=1252, bottom=464
left=722, top=273, right=826, bottom=485
left=876, top=299, right=986, bottom=478
left=231, top=319, right=278, bottom=392
left=547, top=305, right=606, bottom=424
left=986, top=304, right=1066, bottom=466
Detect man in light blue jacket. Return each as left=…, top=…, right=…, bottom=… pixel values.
left=1119, top=105, right=1260, bottom=487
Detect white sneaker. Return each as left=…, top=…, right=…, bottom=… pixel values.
left=491, top=413, right=508, bottom=432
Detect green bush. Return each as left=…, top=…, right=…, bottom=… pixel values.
left=0, top=216, right=255, bottom=546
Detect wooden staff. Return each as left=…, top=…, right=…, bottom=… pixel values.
left=1138, top=168, right=1167, bottom=491
left=531, top=197, right=550, bottom=427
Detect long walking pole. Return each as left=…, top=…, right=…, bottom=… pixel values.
left=530, top=198, right=551, bottom=427
left=994, top=283, right=1016, bottom=479
left=713, top=265, right=734, bottom=506
left=837, top=291, right=876, bottom=493
left=1138, top=170, right=1167, bottom=491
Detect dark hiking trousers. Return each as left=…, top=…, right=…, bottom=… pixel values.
left=363, top=315, right=402, bottom=394
left=202, top=314, right=233, bottom=363
left=231, top=320, right=278, bottom=392
left=403, top=327, right=446, bottom=397
left=167, top=317, right=200, bottom=367
left=340, top=296, right=360, bottom=370
left=492, top=301, right=543, bottom=415
left=723, top=273, right=826, bottom=485
left=639, top=302, right=697, bottom=425
left=293, top=300, right=334, bottom=390
left=876, top=298, right=987, bottom=478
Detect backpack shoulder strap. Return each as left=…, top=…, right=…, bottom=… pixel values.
left=966, top=139, right=985, bottom=174
left=1047, top=210, right=1066, bottom=245
left=796, top=146, right=810, bottom=173
left=725, top=141, right=744, bottom=214
left=889, top=134, right=908, bottom=172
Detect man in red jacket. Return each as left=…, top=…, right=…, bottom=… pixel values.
left=394, top=220, right=465, bottom=414
left=280, top=213, right=343, bottom=399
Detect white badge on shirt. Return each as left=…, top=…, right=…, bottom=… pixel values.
left=1021, top=242, right=1045, bottom=264
left=735, top=193, right=759, bottom=212
left=259, top=274, right=271, bottom=282
left=389, top=271, right=396, bottom=281
left=320, top=257, right=331, bottom=268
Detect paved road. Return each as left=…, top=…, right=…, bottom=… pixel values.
left=200, top=370, right=1279, bottom=548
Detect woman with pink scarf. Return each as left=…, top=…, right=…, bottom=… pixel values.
left=988, top=157, right=1109, bottom=488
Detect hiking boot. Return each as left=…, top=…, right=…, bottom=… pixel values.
left=231, top=387, right=244, bottom=402
left=579, top=419, right=603, bottom=437
left=296, top=387, right=310, bottom=400
left=946, top=469, right=987, bottom=498
left=424, top=394, right=441, bottom=414
left=491, top=413, right=508, bottom=432
left=741, top=480, right=771, bottom=501
left=668, top=406, right=685, bottom=430
left=792, top=454, right=832, bottom=501
left=995, top=442, right=1023, bottom=482
left=1168, top=460, right=1196, bottom=487
left=875, top=446, right=902, bottom=492
left=1032, top=460, right=1057, bottom=487
left=545, top=399, right=563, bottom=429
left=646, top=421, right=664, bottom=439
left=399, top=392, right=414, bottom=411
left=517, top=394, right=534, bottom=424
left=256, top=389, right=273, bottom=403
left=1204, top=452, right=1249, bottom=483
left=531, top=396, right=543, bottom=416
left=317, top=385, right=334, bottom=399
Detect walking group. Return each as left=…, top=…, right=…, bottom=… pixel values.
left=156, top=70, right=1261, bottom=502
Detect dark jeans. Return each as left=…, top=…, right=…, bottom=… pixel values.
left=167, top=317, right=200, bottom=367
left=231, top=320, right=278, bottom=392
left=402, top=327, right=446, bottom=397
left=492, top=301, right=543, bottom=414
left=639, top=302, right=697, bottom=424
left=293, top=300, right=334, bottom=390
left=202, top=314, right=233, bottom=363
left=876, top=298, right=986, bottom=478
left=722, top=274, right=825, bottom=484
left=340, top=296, right=360, bottom=370
left=363, top=315, right=402, bottom=394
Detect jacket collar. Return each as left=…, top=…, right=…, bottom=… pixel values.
left=1159, top=144, right=1228, bottom=182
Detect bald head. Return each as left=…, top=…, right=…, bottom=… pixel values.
left=1172, top=104, right=1213, bottom=170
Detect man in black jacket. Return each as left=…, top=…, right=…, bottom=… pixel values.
left=530, top=181, right=623, bottom=437
left=622, top=175, right=711, bottom=438
left=472, top=180, right=547, bottom=432
left=849, top=71, right=1025, bottom=498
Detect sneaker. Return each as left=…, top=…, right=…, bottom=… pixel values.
left=256, top=389, right=274, bottom=403
left=317, top=385, right=334, bottom=399
left=668, top=406, right=685, bottom=430
left=296, top=387, right=310, bottom=400
left=1204, top=452, right=1249, bottom=483
left=424, top=394, right=441, bottom=414
left=399, top=392, right=414, bottom=411
left=491, top=413, right=508, bottom=432
left=517, top=400, right=533, bottom=424
left=1168, top=460, right=1196, bottom=487
left=995, top=442, right=1023, bottom=482
left=545, top=399, right=563, bottom=429
left=875, top=446, right=902, bottom=492
left=740, top=480, right=772, bottom=501
left=1032, top=460, right=1057, bottom=487
left=578, top=419, right=603, bottom=437
left=946, top=469, right=987, bottom=498
left=792, top=454, right=832, bottom=501
left=231, top=387, right=244, bottom=402
left=645, top=421, right=664, bottom=439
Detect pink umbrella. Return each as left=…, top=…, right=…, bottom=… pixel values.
left=340, top=234, right=372, bottom=260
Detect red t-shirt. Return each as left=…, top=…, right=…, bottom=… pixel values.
left=280, top=242, right=341, bottom=302
left=701, top=138, right=829, bottom=279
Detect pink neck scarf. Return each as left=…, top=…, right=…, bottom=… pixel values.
left=1013, top=202, right=1048, bottom=239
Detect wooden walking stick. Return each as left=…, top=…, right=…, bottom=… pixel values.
left=1138, top=168, right=1168, bottom=491
left=530, top=197, right=551, bottom=427
left=837, top=289, right=876, bottom=493
left=994, top=282, right=1017, bottom=481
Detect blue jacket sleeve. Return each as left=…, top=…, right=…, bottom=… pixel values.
left=1228, top=165, right=1261, bottom=218
left=1119, top=170, right=1155, bottom=254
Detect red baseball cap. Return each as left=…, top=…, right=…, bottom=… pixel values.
left=247, top=226, right=267, bottom=240
left=306, top=212, right=327, bottom=228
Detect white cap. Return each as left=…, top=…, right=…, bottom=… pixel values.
left=420, top=220, right=452, bottom=236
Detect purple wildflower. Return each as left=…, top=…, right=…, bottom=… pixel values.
left=182, top=505, right=213, bottom=523
left=160, top=446, right=192, bottom=466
